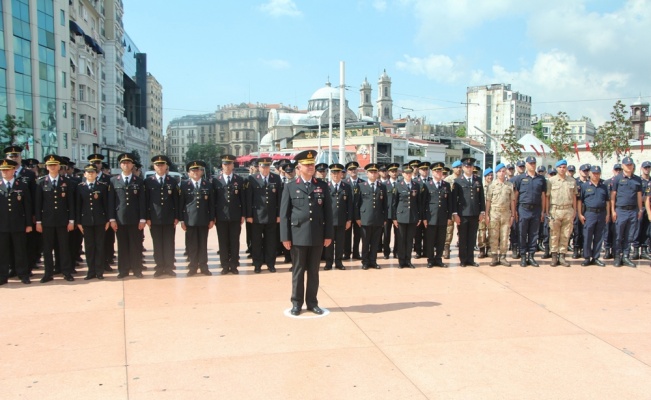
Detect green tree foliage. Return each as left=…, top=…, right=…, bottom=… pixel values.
left=591, top=100, right=633, bottom=163
left=185, top=141, right=222, bottom=173
left=548, top=111, right=575, bottom=160
left=131, top=149, right=142, bottom=166
left=455, top=125, right=466, bottom=138
left=499, top=126, right=522, bottom=164
left=0, top=114, right=27, bottom=148
left=533, top=120, right=545, bottom=141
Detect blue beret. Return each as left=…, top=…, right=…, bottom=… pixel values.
left=451, top=160, right=462, bottom=168
left=483, top=168, right=493, bottom=177
left=495, top=163, right=506, bottom=173
left=555, top=160, right=567, bottom=167
left=590, top=165, right=601, bottom=173
left=525, top=156, right=537, bottom=163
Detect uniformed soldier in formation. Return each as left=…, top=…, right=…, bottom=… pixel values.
left=213, top=154, right=245, bottom=274
left=356, top=163, right=387, bottom=269
left=443, top=160, right=462, bottom=259
left=413, top=161, right=431, bottom=258
left=546, top=160, right=577, bottom=267
left=279, top=160, right=295, bottom=265
left=0, top=159, right=33, bottom=284
left=245, top=158, right=258, bottom=259
left=344, top=161, right=364, bottom=260
left=567, top=165, right=576, bottom=179
left=477, top=167, right=493, bottom=258
left=610, top=157, right=643, bottom=267
left=35, top=155, right=75, bottom=282
left=578, top=165, right=610, bottom=267
left=246, top=156, right=281, bottom=273
left=382, top=163, right=400, bottom=259
left=452, top=157, right=485, bottom=267
left=536, top=165, right=549, bottom=255
left=541, top=168, right=557, bottom=260
left=633, top=160, right=651, bottom=260
left=423, top=162, right=452, bottom=268
left=571, top=164, right=591, bottom=259
left=87, top=153, right=115, bottom=271
left=513, top=156, right=547, bottom=267
left=110, top=153, right=146, bottom=278
left=180, top=161, right=215, bottom=276
left=393, top=163, right=424, bottom=268
left=280, top=150, right=333, bottom=316
left=63, top=159, right=83, bottom=268
left=145, top=155, right=180, bottom=277
left=485, top=163, right=515, bottom=267
left=76, top=164, right=112, bottom=280
left=315, top=163, right=328, bottom=182
left=509, top=160, right=526, bottom=259
left=324, top=163, right=352, bottom=271
left=603, top=163, right=622, bottom=259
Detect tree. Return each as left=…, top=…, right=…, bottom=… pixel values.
left=533, top=120, right=545, bottom=141
left=0, top=114, right=28, bottom=148
left=548, top=111, right=575, bottom=160
left=590, top=100, right=633, bottom=165
left=499, top=125, right=522, bottom=165
left=455, top=125, right=466, bottom=138
left=185, top=141, right=222, bottom=172
left=131, top=149, right=142, bottom=166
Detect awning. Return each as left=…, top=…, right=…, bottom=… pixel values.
left=69, top=20, right=84, bottom=36
left=236, top=155, right=255, bottom=163
left=83, top=34, right=94, bottom=47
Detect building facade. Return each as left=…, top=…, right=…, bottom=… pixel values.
left=467, top=83, right=532, bottom=142
left=166, top=113, right=215, bottom=167
left=535, top=113, right=596, bottom=143
left=146, top=72, right=163, bottom=156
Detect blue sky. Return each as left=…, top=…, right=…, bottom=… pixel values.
left=124, top=0, right=650, bottom=131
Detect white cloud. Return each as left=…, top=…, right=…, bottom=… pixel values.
left=262, top=59, right=291, bottom=70
left=373, top=0, right=387, bottom=12
left=396, top=54, right=461, bottom=83
left=258, top=0, right=302, bottom=18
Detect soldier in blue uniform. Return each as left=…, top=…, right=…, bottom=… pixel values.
left=382, top=163, right=400, bottom=259
left=632, top=160, right=651, bottom=260
left=541, top=167, right=557, bottom=259
left=145, top=155, right=180, bottom=277
left=324, top=163, right=352, bottom=271
left=610, top=157, right=643, bottom=267
left=393, top=163, right=425, bottom=268
left=572, top=164, right=591, bottom=258
left=513, top=156, right=547, bottom=267
left=213, top=154, right=245, bottom=274
left=180, top=161, right=215, bottom=276
left=35, top=155, right=75, bottom=282
left=246, top=156, right=281, bottom=273
left=280, top=150, right=333, bottom=316
left=356, top=163, right=387, bottom=269
left=344, top=161, right=364, bottom=260
left=510, top=160, right=526, bottom=259
left=603, top=163, right=622, bottom=259
left=577, top=165, right=610, bottom=266
left=536, top=165, right=549, bottom=254
left=452, top=157, right=485, bottom=267
left=424, top=162, right=453, bottom=267
left=76, top=164, right=112, bottom=280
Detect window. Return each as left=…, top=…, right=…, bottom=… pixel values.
left=60, top=41, right=66, bottom=57
left=78, top=85, right=84, bottom=101
left=62, top=102, right=67, bottom=118
left=80, top=115, right=86, bottom=131
left=61, top=71, right=66, bottom=88
left=60, top=10, right=65, bottom=26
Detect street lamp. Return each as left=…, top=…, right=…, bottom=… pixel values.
left=460, top=141, right=486, bottom=171
left=474, top=126, right=498, bottom=171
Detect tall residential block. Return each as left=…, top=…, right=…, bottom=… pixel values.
left=467, top=83, right=532, bottom=142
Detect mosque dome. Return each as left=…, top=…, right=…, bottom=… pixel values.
left=308, top=80, right=347, bottom=112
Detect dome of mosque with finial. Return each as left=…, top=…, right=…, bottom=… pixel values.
left=632, top=95, right=649, bottom=107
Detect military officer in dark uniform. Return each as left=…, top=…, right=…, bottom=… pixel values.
left=383, top=163, right=400, bottom=259
left=246, top=156, right=281, bottom=273
left=213, top=154, right=245, bottom=274
left=452, top=157, right=486, bottom=267
left=603, top=163, right=622, bottom=259
left=513, top=156, right=547, bottom=267
left=87, top=153, right=115, bottom=271
left=509, top=160, right=525, bottom=259
left=280, top=150, right=333, bottom=316
left=577, top=165, right=610, bottom=267
left=278, top=160, right=295, bottom=265
left=413, top=161, right=431, bottom=258
left=245, top=158, right=259, bottom=258
left=424, top=162, right=453, bottom=268
left=392, top=163, right=425, bottom=268
left=344, top=161, right=364, bottom=260
left=0, top=159, right=33, bottom=284
left=63, top=159, right=84, bottom=267
left=356, top=163, right=387, bottom=269
left=610, top=156, right=643, bottom=267
left=324, top=163, right=352, bottom=270
left=315, top=163, right=328, bottom=182
left=572, top=164, right=591, bottom=259
left=35, top=155, right=75, bottom=282
left=110, top=153, right=146, bottom=278
left=145, top=155, right=180, bottom=277
left=633, top=160, right=651, bottom=260
left=76, top=164, right=111, bottom=280
left=180, top=161, right=215, bottom=276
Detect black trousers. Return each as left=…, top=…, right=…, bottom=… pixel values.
left=324, top=225, right=346, bottom=267
left=68, top=226, right=83, bottom=263
left=84, top=225, right=106, bottom=277
left=42, top=226, right=72, bottom=276
left=345, top=222, right=362, bottom=257
left=413, top=224, right=425, bottom=255
left=426, top=224, right=447, bottom=264
left=0, top=231, right=28, bottom=280
left=383, top=219, right=397, bottom=257
left=151, top=224, right=176, bottom=272
left=116, top=224, right=143, bottom=274
left=290, top=245, right=321, bottom=309
left=251, top=222, right=278, bottom=268
left=246, top=221, right=252, bottom=251
left=104, top=225, right=115, bottom=266
left=216, top=220, right=241, bottom=270
left=361, top=224, right=382, bottom=266
left=27, top=230, right=41, bottom=269
left=186, top=225, right=209, bottom=272
left=458, top=216, right=479, bottom=265
left=397, top=222, right=417, bottom=265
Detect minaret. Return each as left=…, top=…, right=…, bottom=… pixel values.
left=377, top=69, right=393, bottom=122
left=631, top=96, right=649, bottom=140
left=359, top=77, right=373, bottom=119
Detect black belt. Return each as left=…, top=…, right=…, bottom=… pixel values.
left=586, top=207, right=605, bottom=213
left=617, top=205, right=636, bottom=211
left=519, top=204, right=536, bottom=210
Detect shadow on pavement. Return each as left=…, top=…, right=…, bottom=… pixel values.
left=332, top=301, right=441, bottom=314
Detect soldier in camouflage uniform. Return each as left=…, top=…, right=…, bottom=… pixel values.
left=545, top=160, right=577, bottom=267
left=477, top=168, right=493, bottom=258
left=443, top=160, right=462, bottom=258
left=485, top=163, right=515, bottom=266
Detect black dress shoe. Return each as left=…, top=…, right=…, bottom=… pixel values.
left=268, top=266, right=276, bottom=273
left=398, top=265, right=404, bottom=269
left=221, top=268, right=229, bottom=275
left=154, top=270, right=165, bottom=278
left=0, top=278, right=7, bottom=285
left=407, top=263, right=416, bottom=269
left=427, top=263, right=434, bottom=268
left=323, top=266, right=332, bottom=270
left=383, top=254, right=390, bottom=260
left=581, top=259, right=591, bottom=267
left=134, top=272, right=144, bottom=278
left=290, top=307, right=301, bottom=316
left=199, top=269, right=212, bottom=276
left=96, top=275, right=105, bottom=280
left=40, top=275, right=54, bottom=283
left=63, top=274, right=75, bottom=282
left=593, top=259, right=606, bottom=267
left=254, top=266, right=262, bottom=273
left=362, top=265, right=369, bottom=270
left=187, top=270, right=197, bottom=277
left=166, top=270, right=177, bottom=277
left=414, top=254, right=421, bottom=259
left=117, top=273, right=128, bottom=279
left=20, top=277, right=31, bottom=284
left=335, top=265, right=346, bottom=270
left=374, top=264, right=381, bottom=269
left=231, top=268, right=239, bottom=275
left=307, top=306, right=324, bottom=315
left=468, top=262, right=480, bottom=267
left=84, top=274, right=96, bottom=280
left=104, top=265, right=114, bottom=272
left=353, top=254, right=362, bottom=260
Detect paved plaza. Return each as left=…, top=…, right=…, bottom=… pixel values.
left=2, top=228, right=651, bottom=399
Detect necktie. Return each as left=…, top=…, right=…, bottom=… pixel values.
left=195, top=181, right=199, bottom=190
left=305, top=180, right=310, bottom=190
left=52, top=179, right=57, bottom=188
left=7, top=181, right=11, bottom=190
left=335, top=184, right=339, bottom=192
left=160, top=177, right=164, bottom=186
left=264, top=177, right=268, bottom=186
left=89, top=183, right=94, bottom=191
left=436, top=182, right=440, bottom=189
left=125, top=177, right=129, bottom=186
left=372, top=183, right=376, bottom=193
left=227, top=176, right=231, bottom=185
left=408, top=183, right=411, bottom=190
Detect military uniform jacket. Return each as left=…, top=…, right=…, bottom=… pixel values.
left=453, top=175, right=485, bottom=217
left=384, top=180, right=399, bottom=219
left=0, top=178, right=33, bottom=232
left=212, top=173, right=245, bottom=221
left=145, top=174, right=180, bottom=224
left=355, top=180, right=387, bottom=226
left=246, top=173, right=281, bottom=224
left=423, top=179, right=453, bottom=225
left=15, top=166, right=37, bottom=202
left=328, top=181, right=353, bottom=226
left=96, top=172, right=112, bottom=185
left=180, top=179, right=214, bottom=227
left=392, top=180, right=424, bottom=223
left=110, top=175, right=146, bottom=225
left=611, top=173, right=643, bottom=207
left=35, top=176, right=75, bottom=227
left=345, top=177, right=365, bottom=214
left=486, top=180, right=514, bottom=213
left=280, top=177, right=333, bottom=246
left=76, top=181, right=111, bottom=226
